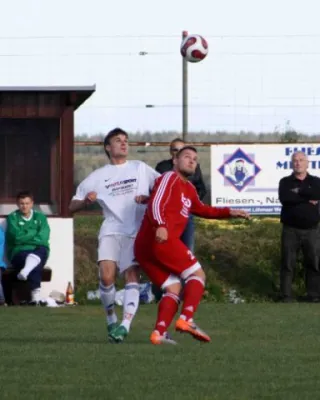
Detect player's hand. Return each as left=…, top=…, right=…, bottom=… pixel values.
left=230, top=209, right=250, bottom=219
left=135, top=195, right=149, bottom=204
left=85, top=191, right=97, bottom=204
left=309, top=200, right=318, bottom=205
left=155, top=227, right=168, bottom=243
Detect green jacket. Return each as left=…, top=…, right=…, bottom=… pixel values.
left=6, top=210, right=50, bottom=261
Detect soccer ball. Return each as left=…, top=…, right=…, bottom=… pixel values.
left=180, top=34, right=208, bottom=63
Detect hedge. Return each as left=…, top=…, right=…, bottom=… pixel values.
left=74, top=216, right=307, bottom=303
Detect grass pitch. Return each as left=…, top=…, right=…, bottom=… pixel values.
left=1, top=304, right=320, bottom=400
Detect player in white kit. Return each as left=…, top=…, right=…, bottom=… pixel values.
left=69, top=128, right=159, bottom=343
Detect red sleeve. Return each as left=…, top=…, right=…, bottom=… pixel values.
left=149, top=171, right=179, bottom=227
left=189, top=184, right=231, bottom=219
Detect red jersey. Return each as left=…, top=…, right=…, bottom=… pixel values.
left=140, top=171, right=231, bottom=239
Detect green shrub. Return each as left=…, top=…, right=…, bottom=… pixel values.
left=195, top=218, right=305, bottom=301
left=74, top=216, right=306, bottom=303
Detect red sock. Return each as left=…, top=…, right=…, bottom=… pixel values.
left=180, top=276, right=205, bottom=321
left=155, top=293, right=180, bottom=335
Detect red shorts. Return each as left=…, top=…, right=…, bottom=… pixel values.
left=134, top=233, right=201, bottom=289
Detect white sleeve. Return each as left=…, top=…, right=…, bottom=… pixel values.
left=72, top=175, right=95, bottom=201
left=145, top=164, right=160, bottom=191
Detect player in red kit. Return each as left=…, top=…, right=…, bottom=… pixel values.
left=134, top=146, right=250, bottom=345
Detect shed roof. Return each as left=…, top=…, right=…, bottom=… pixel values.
left=0, top=85, right=96, bottom=109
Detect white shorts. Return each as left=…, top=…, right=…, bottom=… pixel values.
left=98, top=235, right=138, bottom=274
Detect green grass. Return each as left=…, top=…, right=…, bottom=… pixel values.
left=2, top=304, right=320, bottom=400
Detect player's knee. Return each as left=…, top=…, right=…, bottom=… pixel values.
left=191, top=268, right=206, bottom=282
left=161, top=274, right=182, bottom=296
left=99, top=261, right=116, bottom=286
left=124, top=266, right=139, bottom=283
left=100, top=275, right=114, bottom=286
left=165, top=282, right=182, bottom=297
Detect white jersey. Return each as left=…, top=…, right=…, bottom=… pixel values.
left=72, top=160, right=159, bottom=238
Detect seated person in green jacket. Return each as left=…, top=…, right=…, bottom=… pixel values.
left=6, top=191, right=50, bottom=305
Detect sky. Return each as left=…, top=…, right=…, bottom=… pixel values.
left=1, top=0, right=320, bottom=135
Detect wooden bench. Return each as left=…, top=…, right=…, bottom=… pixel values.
left=2, top=266, right=52, bottom=305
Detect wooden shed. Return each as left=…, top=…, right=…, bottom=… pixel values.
left=0, top=85, right=96, bottom=216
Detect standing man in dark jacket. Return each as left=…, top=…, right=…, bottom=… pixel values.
left=155, top=138, right=207, bottom=252
left=278, top=151, right=320, bottom=302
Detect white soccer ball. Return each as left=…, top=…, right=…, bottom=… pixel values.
left=180, top=34, right=209, bottom=63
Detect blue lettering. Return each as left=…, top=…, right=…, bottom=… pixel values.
left=276, top=161, right=292, bottom=169
left=308, top=161, right=320, bottom=169
left=277, top=160, right=320, bottom=169
left=285, top=147, right=320, bottom=156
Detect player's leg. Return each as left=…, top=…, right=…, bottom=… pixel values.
left=135, top=234, right=181, bottom=344
left=154, top=240, right=210, bottom=342
left=99, top=260, right=117, bottom=333
left=150, top=276, right=182, bottom=345
left=98, top=236, right=119, bottom=335
left=108, top=264, right=140, bottom=343
left=179, top=267, right=206, bottom=321
left=121, top=238, right=141, bottom=335
left=109, top=236, right=145, bottom=342
left=175, top=267, right=211, bottom=342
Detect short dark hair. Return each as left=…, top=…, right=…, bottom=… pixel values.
left=176, top=146, right=197, bottom=157
left=103, top=128, right=128, bottom=158
left=103, top=128, right=128, bottom=147
left=16, top=190, right=34, bottom=201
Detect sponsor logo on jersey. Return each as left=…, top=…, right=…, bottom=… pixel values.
left=105, top=178, right=137, bottom=189
left=181, top=193, right=191, bottom=218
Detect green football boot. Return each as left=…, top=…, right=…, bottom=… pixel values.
left=108, top=325, right=128, bottom=343
left=107, top=322, right=118, bottom=334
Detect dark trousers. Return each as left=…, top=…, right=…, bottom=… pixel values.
left=281, top=224, right=320, bottom=299
left=11, top=246, right=48, bottom=291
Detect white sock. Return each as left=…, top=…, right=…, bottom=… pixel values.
left=18, top=254, right=41, bottom=281
left=120, top=283, right=140, bottom=332
left=31, top=288, right=41, bottom=302
left=99, top=282, right=117, bottom=326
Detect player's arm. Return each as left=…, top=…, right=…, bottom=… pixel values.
left=149, top=172, right=179, bottom=227
left=147, top=165, right=161, bottom=191
left=69, top=194, right=96, bottom=213
left=135, top=165, right=161, bottom=205
left=135, top=195, right=149, bottom=204
left=190, top=187, right=249, bottom=220
left=69, top=177, right=97, bottom=213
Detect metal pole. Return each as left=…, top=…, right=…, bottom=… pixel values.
left=182, top=30, right=188, bottom=142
